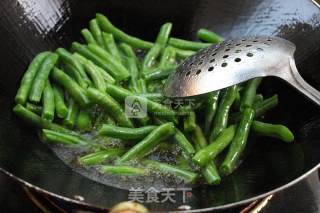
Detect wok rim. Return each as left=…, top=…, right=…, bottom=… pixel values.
left=0, top=163, right=319, bottom=212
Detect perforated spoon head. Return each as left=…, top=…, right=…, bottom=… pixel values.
left=163, top=36, right=296, bottom=97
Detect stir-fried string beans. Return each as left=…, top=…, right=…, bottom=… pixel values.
left=15, top=51, right=51, bottom=104
left=13, top=13, right=295, bottom=185
left=29, top=53, right=59, bottom=103
left=220, top=108, right=255, bottom=175
left=210, top=85, right=238, bottom=141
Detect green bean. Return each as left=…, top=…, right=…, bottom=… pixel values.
left=143, top=160, right=197, bottom=183
left=88, top=44, right=130, bottom=80
left=136, top=93, right=163, bottom=101
left=159, top=46, right=177, bottom=69
left=193, top=125, right=236, bottom=167
left=192, top=126, right=221, bottom=185
left=13, top=104, right=72, bottom=133
left=220, top=108, right=255, bottom=175
left=15, top=51, right=51, bottom=104
left=73, top=53, right=116, bottom=84
left=101, top=165, right=146, bottom=176
left=119, top=43, right=140, bottom=92
left=29, top=53, right=59, bottom=103
left=63, top=98, right=78, bottom=129
left=63, top=63, right=89, bottom=89
left=42, top=80, right=55, bottom=121
left=196, top=28, right=223, bottom=43
left=204, top=91, right=220, bottom=135
left=72, top=42, right=118, bottom=77
left=240, top=78, right=262, bottom=110
left=76, top=110, right=92, bottom=132
left=117, top=122, right=175, bottom=163
left=168, top=37, right=211, bottom=51
left=142, top=44, right=162, bottom=72
left=89, top=19, right=104, bottom=46
left=87, top=87, right=133, bottom=127
left=56, top=48, right=90, bottom=86
left=96, top=13, right=153, bottom=49
left=252, top=121, right=294, bottom=142
left=105, top=83, right=177, bottom=123
left=174, top=129, right=195, bottom=156
left=254, top=94, right=263, bottom=104
left=42, top=129, right=86, bottom=145
left=51, top=68, right=90, bottom=107
left=144, top=67, right=175, bottom=81
left=52, top=84, right=68, bottom=119
left=102, top=32, right=122, bottom=62
left=98, top=125, right=157, bottom=140
left=80, top=148, right=126, bottom=166
left=137, top=79, right=147, bottom=93
left=210, top=85, right=238, bottom=141
left=170, top=46, right=195, bottom=59
left=26, top=103, right=42, bottom=114
left=229, top=94, right=278, bottom=123
left=155, top=22, right=172, bottom=45
left=184, top=111, right=196, bottom=132
left=81, top=28, right=97, bottom=45
left=84, top=61, right=106, bottom=91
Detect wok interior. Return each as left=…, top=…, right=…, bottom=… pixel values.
left=0, top=0, right=319, bottom=211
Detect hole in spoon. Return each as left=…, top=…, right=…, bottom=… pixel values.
left=208, top=66, right=214, bottom=71
left=257, top=48, right=263, bottom=51
left=223, top=55, right=229, bottom=58
left=210, top=58, right=215, bottom=63
left=221, top=62, right=228, bottom=67
left=235, top=58, right=241, bottom=62
left=186, top=71, right=191, bottom=76
left=235, top=49, right=241, bottom=53
left=196, top=69, right=201, bottom=75
left=246, top=44, right=252, bottom=47
left=247, top=52, right=253, bottom=57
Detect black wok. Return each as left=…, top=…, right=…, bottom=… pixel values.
left=0, top=0, right=320, bottom=211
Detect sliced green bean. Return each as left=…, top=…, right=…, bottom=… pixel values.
left=174, top=129, right=195, bottom=156
left=63, top=98, right=78, bottom=129
left=240, top=78, right=262, bottom=110
left=42, top=80, right=55, bottom=122
left=210, top=85, right=238, bottom=141
left=102, top=32, right=122, bottom=62
left=80, top=148, right=126, bottom=166
left=159, top=46, right=177, bottom=69
left=144, top=66, right=175, bottom=81
left=52, top=84, right=68, bottom=119
left=197, top=28, right=223, bottom=43
left=15, top=51, right=51, bottom=104
left=51, top=68, right=90, bottom=107
left=56, top=48, right=90, bottom=86
left=193, top=125, right=236, bottom=167
left=88, top=44, right=130, bottom=80
left=73, top=52, right=116, bottom=84
left=254, top=94, right=263, bottom=104
left=42, top=129, right=86, bottom=145
left=26, top=103, right=42, bottom=114
left=87, top=87, right=133, bottom=128
left=252, top=121, right=294, bottom=142
left=220, top=108, right=255, bottom=175
left=89, top=19, right=104, bottom=46
left=168, top=37, right=211, bottom=51
left=29, top=53, right=59, bottom=103
left=98, top=125, right=157, bottom=140
left=81, top=28, right=97, bottom=45
left=142, top=44, right=162, bottom=72
left=192, top=126, right=221, bottom=185
left=117, top=122, right=175, bottom=163
left=144, top=160, right=197, bottom=183
left=63, top=63, right=88, bottom=89
left=105, top=83, right=177, bottom=123
left=171, top=46, right=195, bottom=59
left=84, top=61, right=106, bottom=91
left=184, top=111, right=196, bottom=132
left=204, top=91, right=220, bottom=135
left=96, top=13, right=153, bottom=49
left=155, top=22, right=172, bottom=45
left=76, top=110, right=92, bottom=132
left=135, top=93, right=163, bottom=101
left=101, top=165, right=147, bottom=176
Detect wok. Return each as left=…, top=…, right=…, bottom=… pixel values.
left=0, top=0, right=320, bottom=211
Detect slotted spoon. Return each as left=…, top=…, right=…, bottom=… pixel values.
left=163, top=36, right=320, bottom=105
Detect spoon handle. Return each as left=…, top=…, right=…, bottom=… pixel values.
left=286, top=58, right=320, bottom=106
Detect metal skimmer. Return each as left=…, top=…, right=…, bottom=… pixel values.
left=163, top=36, right=320, bottom=105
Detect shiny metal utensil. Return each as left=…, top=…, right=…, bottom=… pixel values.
left=163, top=36, right=320, bottom=105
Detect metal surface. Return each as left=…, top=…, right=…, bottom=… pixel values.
left=0, top=0, right=320, bottom=212
left=164, top=37, right=320, bottom=106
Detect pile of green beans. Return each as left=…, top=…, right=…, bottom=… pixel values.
left=13, top=13, right=294, bottom=186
